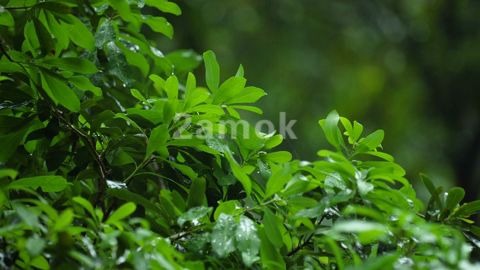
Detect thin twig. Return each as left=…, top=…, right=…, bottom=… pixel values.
left=3, top=6, right=35, bottom=10
left=123, top=156, right=155, bottom=185
left=52, top=110, right=108, bottom=208
left=0, top=42, right=109, bottom=209
left=287, top=215, right=326, bottom=256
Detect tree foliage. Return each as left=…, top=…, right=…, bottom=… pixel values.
left=0, top=0, right=480, bottom=269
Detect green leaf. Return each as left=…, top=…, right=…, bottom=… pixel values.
left=264, top=134, right=283, bottom=149
left=41, top=73, right=81, bottom=112
left=226, top=86, right=266, bottom=104
left=0, top=59, right=23, bottom=73
left=24, top=20, right=40, bottom=55
left=143, top=16, right=173, bottom=38
left=65, top=15, right=95, bottom=51
left=265, top=165, right=291, bottom=198
left=235, top=216, right=260, bottom=267
left=214, top=200, right=241, bottom=220
left=231, top=105, right=263, bottom=114
left=53, top=209, right=74, bottom=231
left=166, top=50, right=201, bottom=73
left=117, top=41, right=150, bottom=76
left=8, top=175, right=68, bottom=192
left=211, top=214, right=237, bottom=257
left=0, top=9, right=14, bottom=27
left=265, top=151, right=292, bottom=163
left=455, top=200, right=480, bottom=217
left=39, top=57, right=97, bottom=74
left=446, top=187, right=465, bottom=211
left=164, top=75, right=179, bottom=100
left=212, top=76, right=246, bottom=104
left=0, top=127, right=30, bottom=162
left=33, top=18, right=54, bottom=55
left=30, top=256, right=49, bottom=270
left=95, top=18, right=115, bottom=49
left=319, top=110, right=343, bottom=150
left=358, top=130, right=384, bottom=151
left=45, top=11, right=69, bottom=54
left=149, top=74, right=165, bottom=93
left=346, top=253, right=399, bottom=270
left=203, top=50, right=220, bottom=92
left=147, top=124, right=170, bottom=157
left=177, top=206, right=211, bottom=227
left=0, top=169, right=18, bottom=179
left=70, top=76, right=102, bottom=96
left=262, top=209, right=284, bottom=248
left=333, top=220, right=388, bottom=244
left=325, top=238, right=345, bottom=270
left=107, top=189, right=163, bottom=214
left=26, top=236, right=46, bottom=257
left=72, top=197, right=96, bottom=220
left=106, top=202, right=136, bottom=224
left=145, top=0, right=182, bottom=15
left=226, top=154, right=252, bottom=195
left=421, top=174, right=442, bottom=208
left=258, top=226, right=286, bottom=270
left=130, top=88, right=146, bottom=102
left=187, top=177, right=207, bottom=208
left=108, top=0, right=135, bottom=22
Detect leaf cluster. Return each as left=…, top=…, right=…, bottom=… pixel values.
left=1, top=0, right=480, bottom=269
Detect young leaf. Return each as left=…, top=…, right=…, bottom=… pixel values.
left=106, top=202, right=136, bottom=224
left=0, top=10, right=14, bottom=27
left=70, top=76, right=102, bottom=96
left=455, top=200, right=480, bottom=217
left=145, top=0, right=182, bottom=15
left=265, top=151, right=292, bottom=163
left=39, top=57, right=97, bottom=74
left=143, top=16, right=173, bottom=38
left=203, top=50, right=220, bottom=92
left=65, top=16, right=95, bottom=51
left=265, top=165, right=291, bottom=198
left=41, top=73, right=81, bottom=112
left=24, top=20, right=40, bottom=55
left=164, top=75, right=179, bottom=100
left=186, top=177, right=207, bottom=208
left=8, top=175, right=68, bottom=192
left=258, top=227, right=286, bottom=270
left=319, top=110, right=343, bottom=150
left=226, top=86, right=266, bottom=104
left=147, top=124, right=170, bottom=157
left=262, top=209, right=284, bottom=248
left=420, top=174, right=442, bottom=208
left=446, top=187, right=465, bottom=211
left=212, top=76, right=246, bottom=104
left=358, top=130, right=384, bottom=151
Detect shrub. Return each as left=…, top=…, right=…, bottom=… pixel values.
left=0, top=0, right=479, bottom=269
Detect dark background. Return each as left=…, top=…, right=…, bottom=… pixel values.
left=160, top=0, right=480, bottom=200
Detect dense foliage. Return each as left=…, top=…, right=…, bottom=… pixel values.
left=1, top=0, right=480, bottom=269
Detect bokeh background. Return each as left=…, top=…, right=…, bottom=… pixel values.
left=160, top=0, right=480, bottom=200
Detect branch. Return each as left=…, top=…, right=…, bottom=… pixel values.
left=287, top=215, right=325, bottom=257
left=0, top=42, right=109, bottom=209
left=123, top=156, right=155, bottom=185
left=52, top=110, right=108, bottom=208
left=3, top=6, right=35, bottom=10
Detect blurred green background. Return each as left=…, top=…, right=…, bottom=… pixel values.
left=160, top=0, right=480, bottom=200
